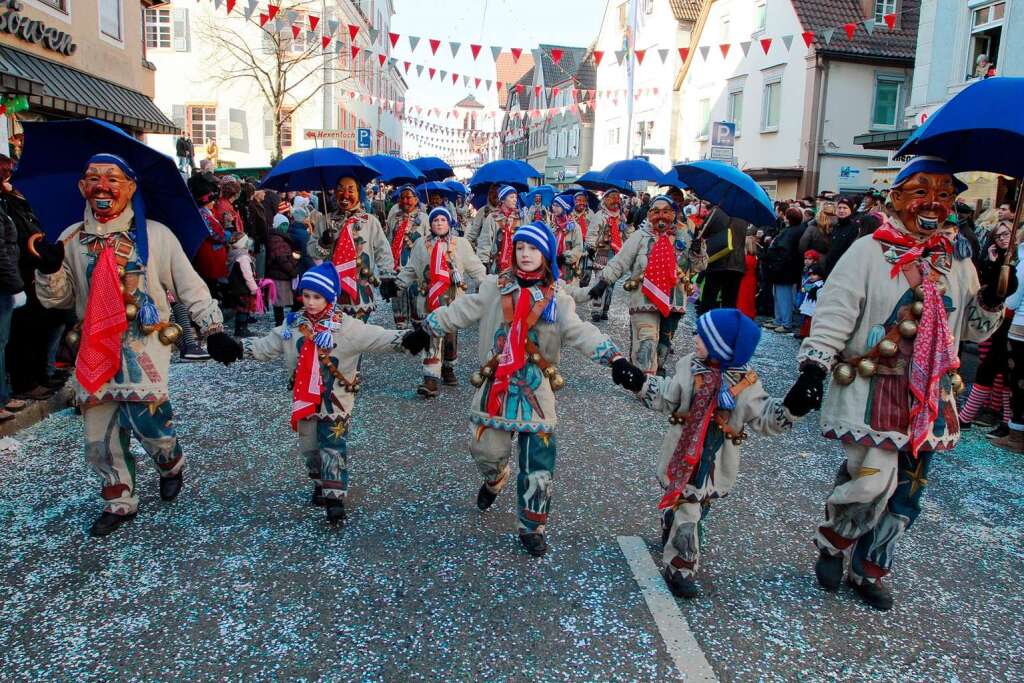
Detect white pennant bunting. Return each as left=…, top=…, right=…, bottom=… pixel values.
left=781, top=34, right=794, bottom=50
left=739, top=41, right=751, bottom=56
left=699, top=45, right=711, bottom=61
left=614, top=50, right=625, bottom=65
left=408, top=35, right=421, bottom=51
left=449, top=41, right=461, bottom=57
left=658, top=48, right=669, bottom=64
left=490, top=45, right=503, bottom=61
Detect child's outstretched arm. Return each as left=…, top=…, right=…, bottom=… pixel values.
left=343, top=316, right=430, bottom=356
left=422, top=276, right=495, bottom=337
left=742, top=378, right=799, bottom=436
left=634, top=374, right=684, bottom=414
left=241, top=326, right=287, bottom=362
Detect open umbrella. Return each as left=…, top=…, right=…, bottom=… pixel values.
left=523, top=184, right=556, bottom=208
left=13, top=118, right=208, bottom=257
left=667, top=160, right=774, bottom=226
left=444, top=180, right=469, bottom=198
left=259, top=147, right=380, bottom=192
left=415, top=181, right=459, bottom=204
left=576, top=170, right=637, bottom=195
left=410, top=156, right=454, bottom=181
left=600, top=158, right=666, bottom=184
left=468, top=159, right=539, bottom=192
left=658, top=170, right=689, bottom=190
left=896, top=76, right=1024, bottom=293
left=364, top=154, right=425, bottom=185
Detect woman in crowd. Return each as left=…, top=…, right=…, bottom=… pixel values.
left=762, top=207, right=806, bottom=333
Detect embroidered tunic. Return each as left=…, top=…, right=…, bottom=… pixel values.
left=396, top=233, right=487, bottom=317
left=308, top=210, right=395, bottom=315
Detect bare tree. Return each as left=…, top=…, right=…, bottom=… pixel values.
left=199, top=0, right=368, bottom=164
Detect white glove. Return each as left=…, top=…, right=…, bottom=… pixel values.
left=12, top=291, right=27, bottom=309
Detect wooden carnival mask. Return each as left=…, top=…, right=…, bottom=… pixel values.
left=78, top=163, right=136, bottom=221
left=334, top=176, right=361, bottom=212
left=398, top=188, right=419, bottom=212
left=888, top=171, right=957, bottom=236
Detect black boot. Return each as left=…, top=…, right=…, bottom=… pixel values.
left=476, top=482, right=498, bottom=511
left=815, top=549, right=844, bottom=592
left=234, top=319, right=254, bottom=338
left=848, top=576, right=894, bottom=611
left=273, top=306, right=285, bottom=327
left=441, top=365, right=458, bottom=386
left=325, top=499, right=346, bottom=524
left=417, top=377, right=439, bottom=398
left=311, top=485, right=326, bottom=507
left=519, top=532, right=548, bottom=557
left=662, top=567, right=700, bottom=599
left=159, top=472, right=184, bottom=502
left=88, top=511, right=137, bottom=537
left=172, top=300, right=209, bottom=360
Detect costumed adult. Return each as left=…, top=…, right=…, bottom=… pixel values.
left=32, top=154, right=231, bottom=537
left=783, top=156, right=1013, bottom=610
left=384, top=184, right=428, bottom=329
left=589, top=195, right=707, bottom=376
left=396, top=206, right=486, bottom=397
left=585, top=188, right=627, bottom=321
left=476, top=184, right=521, bottom=274
left=466, top=184, right=499, bottom=248
left=571, top=192, right=594, bottom=285
left=308, top=175, right=397, bottom=321
left=526, top=193, right=549, bottom=224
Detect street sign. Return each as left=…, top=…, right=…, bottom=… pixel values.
left=710, top=146, right=733, bottom=161
left=839, top=165, right=862, bottom=180
left=357, top=128, right=372, bottom=149
left=711, top=121, right=736, bottom=147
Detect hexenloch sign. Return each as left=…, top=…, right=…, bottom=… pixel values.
left=0, top=0, right=77, bottom=56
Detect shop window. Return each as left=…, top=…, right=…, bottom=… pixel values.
left=100, top=0, right=123, bottom=41
left=873, top=0, right=897, bottom=24
left=967, top=1, right=1004, bottom=80
left=144, top=8, right=171, bottom=49
left=871, top=75, right=903, bottom=129
left=280, top=110, right=294, bottom=148
left=727, top=90, right=743, bottom=136
left=188, top=105, right=217, bottom=145
left=761, top=77, right=782, bottom=132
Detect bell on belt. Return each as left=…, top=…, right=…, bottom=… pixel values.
left=898, top=320, right=918, bottom=338
left=371, top=276, right=381, bottom=286
left=359, top=266, right=371, bottom=278
left=549, top=373, right=566, bottom=391
left=543, top=365, right=557, bottom=379
left=857, top=358, right=877, bottom=378
left=124, top=302, right=139, bottom=321
left=480, top=365, right=494, bottom=377
left=950, top=372, right=965, bottom=395
left=470, top=371, right=485, bottom=388
left=910, top=301, right=925, bottom=319
left=529, top=352, right=541, bottom=364
left=833, top=363, right=856, bottom=385
left=139, top=322, right=160, bottom=336
left=350, top=382, right=362, bottom=394
left=877, top=339, right=899, bottom=358
left=65, top=329, right=81, bottom=347
left=158, top=323, right=183, bottom=345
left=913, top=285, right=926, bottom=301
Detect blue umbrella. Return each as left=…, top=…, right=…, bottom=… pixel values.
left=12, top=118, right=208, bottom=257
left=523, top=184, right=556, bottom=208
left=415, top=181, right=459, bottom=203
left=410, top=156, right=454, bottom=181
left=556, top=189, right=599, bottom=212
left=600, top=158, right=666, bottom=183
left=260, top=147, right=380, bottom=192
left=364, top=154, right=425, bottom=185
left=469, top=160, right=540, bottom=192
left=444, top=180, right=469, bottom=198
left=668, top=160, right=774, bottom=225
left=576, top=170, right=636, bottom=196
left=896, top=77, right=1024, bottom=178
left=658, top=170, right=689, bottom=190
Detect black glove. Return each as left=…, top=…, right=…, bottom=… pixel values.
left=378, top=277, right=398, bottom=299
left=401, top=328, right=431, bottom=355
left=318, top=228, right=337, bottom=249
left=611, top=357, right=646, bottom=392
left=783, top=364, right=827, bottom=417
left=978, top=257, right=1018, bottom=309
left=33, top=237, right=65, bottom=275
left=206, top=332, right=243, bottom=365
left=588, top=279, right=609, bottom=301
left=586, top=246, right=597, bottom=259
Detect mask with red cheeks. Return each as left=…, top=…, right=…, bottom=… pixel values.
left=574, top=196, right=587, bottom=212
left=79, top=163, right=136, bottom=221
left=334, top=177, right=360, bottom=212
left=604, top=192, right=621, bottom=212
left=889, top=172, right=956, bottom=236
left=399, top=190, right=418, bottom=212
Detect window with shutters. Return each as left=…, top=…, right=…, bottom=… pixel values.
left=100, top=0, right=122, bottom=42
left=145, top=8, right=171, bottom=49
left=187, top=105, right=217, bottom=145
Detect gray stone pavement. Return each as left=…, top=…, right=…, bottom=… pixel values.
left=0, top=291, right=1021, bottom=681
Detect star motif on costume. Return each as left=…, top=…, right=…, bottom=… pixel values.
left=538, top=433, right=551, bottom=447
left=329, top=421, right=347, bottom=440
left=900, top=458, right=928, bottom=497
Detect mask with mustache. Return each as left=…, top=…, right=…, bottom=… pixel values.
left=889, top=172, right=956, bottom=237
left=78, top=163, right=136, bottom=221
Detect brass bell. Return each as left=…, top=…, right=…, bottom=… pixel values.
left=350, top=383, right=362, bottom=394
left=543, top=365, right=557, bottom=378
left=158, top=323, right=183, bottom=345
left=359, top=266, right=371, bottom=278
left=117, top=266, right=126, bottom=278
left=913, top=285, right=926, bottom=301
left=833, top=363, right=856, bottom=386
left=371, top=276, right=381, bottom=287
left=910, top=301, right=925, bottom=319
left=622, top=280, right=636, bottom=292
left=480, top=365, right=494, bottom=377
left=470, top=371, right=485, bottom=388
left=898, top=320, right=918, bottom=338
left=950, top=372, right=965, bottom=395
left=857, top=358, right=878, bottom=378
left=65, top=329, right=81, bottom=347
left=668, top=414, right=680, bottom=425
left=124, top=302, right=139, bottom=321
left=549, top=374, right=566, bottom=391
left=139, top=322, right=160, bottom=336
left=529, top=352, right=541, bottom=364
left=877, top=339, right=899, bottom=358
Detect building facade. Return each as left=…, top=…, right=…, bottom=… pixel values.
left=145, top=0, right=406, bottom=168
left=541, top=46, right=596, bottom=189
left=0, top=0, right=176, bottom=157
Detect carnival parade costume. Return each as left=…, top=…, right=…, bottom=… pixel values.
left=476, top=185, right=522, bottom=275
left=585, top=190, right=626, bottom=321
left=384, top=185, right=428, bottom=329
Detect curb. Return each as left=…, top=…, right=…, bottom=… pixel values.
left=0, top=386, right=75, bottom=437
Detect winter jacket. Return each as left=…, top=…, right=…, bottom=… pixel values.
left=385, top=209, right=429, bottom=266
left=266, top=232, right=299, bottom=281
left=396, top=233, right=487, bottom=319
left=246, top=196, right=269, bottom=245
left=824, top=217, right=859, bottom=276
left=798, top=220, right=831, bottom=256
left=476, top=209, right=522, bottom=269
left=307, top=209, right=395, bottom=315
left=763, top=224, right=805, bottom=285
left=466, top=204, right=496, bottom=247
left=0, top=205, right=23, bottom=295
left=702, top=208, right=748, bottom=273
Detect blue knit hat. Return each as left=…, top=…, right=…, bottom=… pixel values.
left=497, top=184, right=518, bottom=202
left=553, top=195, right=572, bottom=213
left=428, top=206, right=453, bottom=226
left=893, top=156, right=968, bottom=195
left=513, top=221, right=560, bottom=282
left=696, top=308, right=760, bottom=368
left=298, top=262, right=340, bottom=303
left=650, top=194, right=678, bottom=213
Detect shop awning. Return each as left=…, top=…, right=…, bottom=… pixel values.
left=0, top=45, right=176, bottom=135
left=854, top=128, right=914, bottom=151
left=0, top=51, right=44, bottom=97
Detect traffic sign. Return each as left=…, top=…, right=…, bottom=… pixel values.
left=357, top=128, right=372, bottom=149
left=711, top=121, right=736, bottom=147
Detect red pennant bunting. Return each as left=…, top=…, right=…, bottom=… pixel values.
left=428, top=67, right=436, bottom=79
left=515, top=84, right=524, bottom=95
left=593, top=50, right=604, bottom=66
left=321, top=36, right=331, bottom=49
left=378, top=53, right=386, bottom=66
left=843, top=23, right=857, bottom=40
left=718, top=44, right=730, bottom=58
left=552, top=87, right=560, bottom=98
left=308, top=15, right=319, bottom=31
left=403, top=61, right=411, bottom=73
left=678, top=47, right=689, bottom=62
left=348, top=24, right=359, bottom=41
left=760, top=37, right=772, bottom=54
left=474, top=78, right=481, bottom=88
left=534, top=85, right=543, bottom=98
left=635, top=49, right=646, bottom=64
left=351, top=45, right=360, bottom=59
left=452, top=73, right=459, bottom=84
left=470, top=44, right=481, bottom=60
left=389, top=32, right=400, bottom=48
left=551, top=48, right=563, bottom=65
left=291, top=24, right=301, bottom=39
left=429, top=38, right=441, bottom=54
left=884, top=13, right=897, bottom=30
left=802, top=31, right=814, bottom=47
left=258, top=12, right=268, bottom=27
left=226, top=0, right=236, bottom=12
left=267, top=4, right=279, bottom=20
left=510, top=47, right=523, bottom=63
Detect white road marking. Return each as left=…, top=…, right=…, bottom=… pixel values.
left=617, top=535, right=718, bottom=682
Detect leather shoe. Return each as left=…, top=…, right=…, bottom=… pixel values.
left=849, top=576, right=893, bottom=611
left=519, top=532, right=548, bottom=557
left=815, top=549, right=844, bottom=591
left=159, top=472, right=184, bottom=501
left=476, top=482, right=498, bottom=511
left=663, top=567, right=700, bottom=598
left=325, top=499, right=346, bottom=524
left=88, top=511, right=137, bottom=537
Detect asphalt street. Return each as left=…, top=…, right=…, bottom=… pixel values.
left=0, top=288, right=1021, bottom=682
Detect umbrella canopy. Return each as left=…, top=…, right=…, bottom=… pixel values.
left=523, top=184, right=556, bottom=208
left=576, top=170, right=637, bottom=196
left=415, top=181, right=459, bottom=203
left=658, top=170, right=689, bottom=190
left=12, top=118, right=208, bottom=257
left=364, top=154, right=425, bottom=185
left=896, top=77, right=1024, bottom=178
left=469, top=159, right=541, bottom=192
left=410, top=156, right=454, bottom=181
left=444, top=180, right=469, bottom=198
left=260, top=147, right=380, bottom=192
left=668, top=160, right=774, bottom=226
left=600, top=158, right=666, bottom=184
left=556, top=188, right=600, bottom=212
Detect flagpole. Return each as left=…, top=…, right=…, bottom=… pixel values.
left=625, top=0, right=638, bottom=160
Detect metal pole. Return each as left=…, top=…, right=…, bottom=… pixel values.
left=624, top=0, right=638, bottom=160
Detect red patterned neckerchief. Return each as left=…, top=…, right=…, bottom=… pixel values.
left=907, top=264, right=957, bottom=456
left=330, top=213, right=361, bottom=302
left=427, top=236, right=452, bottom=311
left=604, top=209, right=623, bottom=253
left=390, top=212, right=412, bottom=266
left=497, top=207, right=519, bottom=271
left=642, top=227, right=677, bottom=316
left=574, top=210, right=589, bottom=241
left=487, top=280, right=553, bottom=416
left=290, top=307, right=336, bottom=430
left=659, top=364, right=722, bottom=510
left=873, top=220, right=952, bottom=278
left=76, top=245, right=128, bottom=395
left=552, top=214, right=570, bottom=255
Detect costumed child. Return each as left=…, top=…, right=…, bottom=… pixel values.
left=627, top=308, right=799, bottom=598
left=585, top=188, right=627, bottom=321
left=588, top=195, right=707, bottom=376
left=396, top=206, right=487, bottom=397
left=211, top=263, right=429, bottom=524
left=422, top=221, right=645, bottom=556
left=476, top=184, right=522, bottom=274
left=549, top=195, right=585, bottom=286
left=571, top=192, right=594, bottom=285
left=466, top=185, right=499, bottom=249
left=226, top=230, right=259, bottom=338
left=384, top=184, right=428, bottom=329
left=796, top=263, right=825, bottom=340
